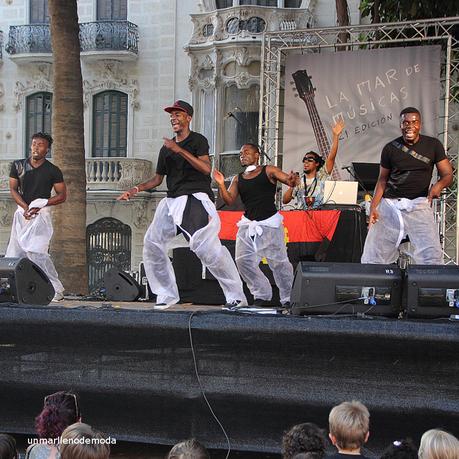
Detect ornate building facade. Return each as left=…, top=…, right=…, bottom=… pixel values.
left=0, top=0, right=361, bottom=291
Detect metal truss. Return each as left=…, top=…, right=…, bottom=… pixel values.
left=259, top=17, right=459, bottom=264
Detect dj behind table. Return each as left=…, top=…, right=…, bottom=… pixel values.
left=172, top=206, right=367, bottom=305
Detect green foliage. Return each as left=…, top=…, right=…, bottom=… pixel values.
left=360, top=0, right=459, bottom=22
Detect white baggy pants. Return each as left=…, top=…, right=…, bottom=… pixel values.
left=143, top=193, right=246, bottom=305
left=235, top=213, right=294, bottom=305
left=6, top=205, right=64, bottom=294
left=361, top=197, right=443, bottom=265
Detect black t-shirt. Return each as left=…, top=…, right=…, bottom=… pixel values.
left=381, top=134, right=446, bottom=199
left=327, top=453, right=370, bottom=459
left=238, top=166, right=277, bottom=221
left=156, top=131, right=214, bottom=201
left=9, top=159, right=64, bottom=205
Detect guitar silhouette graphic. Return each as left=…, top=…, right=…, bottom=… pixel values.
left=292, top=69, right=341, bottom=180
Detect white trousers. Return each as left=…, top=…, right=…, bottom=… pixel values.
left=6, top=206, right=64, bottom=294
left=143, top=195, right=246, bottom=305
left=361, top=197, right=443, bottom=265
left=235, top=215, right=294, bottom=304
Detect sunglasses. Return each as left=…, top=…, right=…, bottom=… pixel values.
left=303, top=157, right=318, bottom=163
left=44, top=392, right=80, bottom=418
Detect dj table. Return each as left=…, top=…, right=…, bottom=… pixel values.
left=173, top=206, right=367, bottom=304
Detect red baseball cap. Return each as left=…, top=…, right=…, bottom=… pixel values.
left=164, top=100, right=193, bottom=117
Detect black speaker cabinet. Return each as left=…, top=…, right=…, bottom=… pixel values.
left=405, top=264, right=459, bottom=318
left=291, top=262, right=403, bottom=316
left=0, top=257, right=55, bottom=305
left=103, top=268, right=141, bottom=301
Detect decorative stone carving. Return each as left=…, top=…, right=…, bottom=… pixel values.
left=0, top=200, right=13, bottom=227
left=83, top=60, right=139, bottom=110
left=117, top=159, right=152, bottom=190
left=0, top=160, right=12, bottom=191
left=132, top=200, right=148, bottom=229
left=13, top=63, right=53, bottom=111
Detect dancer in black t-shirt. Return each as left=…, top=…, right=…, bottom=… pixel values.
left=361, top=107, right=453, bottom=264
left=214, top=144, right=296, bottom=306
left=6, top=132, right=67, bottom=301
left=118, top=100, right=246, bottom=307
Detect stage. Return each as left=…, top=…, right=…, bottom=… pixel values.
left=0, top=300, right=457, bottom=455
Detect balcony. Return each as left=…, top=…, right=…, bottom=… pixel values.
left=86, top=158, right=152, bottom=191
left=6, top=21, right=138, bottom=64
left=79, top=21, right=139, bottom=62
left=0, top=158, right=152, bottom=193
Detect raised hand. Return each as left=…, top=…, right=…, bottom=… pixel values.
left=213, top=169, right=225, bottom=186
left=332, top=119, right=345, bottom=137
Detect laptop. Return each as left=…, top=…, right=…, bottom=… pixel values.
left=323, top=181, right=359, bottom=205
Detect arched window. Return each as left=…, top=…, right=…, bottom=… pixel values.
left=97, top=0, right=127, bottom=20
left=30, top=0, right=49, bottom=23
left=86, top=217, right=132, bottom=292
left=92, top=91, right=128, bottom=157
left=25, top=92, right=52, bottom=156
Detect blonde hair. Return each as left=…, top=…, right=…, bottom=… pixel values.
left=59, top=422, right=110, bottom=459
left=419, top=429, right=459, bottom=459
left=167, top=439, right=209, bottom=459
left=328, top=400, right=369, bottom=450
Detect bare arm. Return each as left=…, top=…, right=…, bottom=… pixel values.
left=163, top=137, right=211, bottom=175
left=428, top=158, right=453, bottom=203
left=47, top=181, right=67, bottom=206
left=324, top=119, right=345, bottom=174
left=9, top=177, right=28, bottom=210
left=266, top=165, right=297, bottom=187
left=213, top=169, right=239, bottom=206
left=117, top=174, right=164, bottom=201
left=369, top=166, right=390, bottom=225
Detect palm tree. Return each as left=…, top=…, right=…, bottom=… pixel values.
left=335, top=0, right=350, bottom=48
left=48, top=0, right=88, bottom=294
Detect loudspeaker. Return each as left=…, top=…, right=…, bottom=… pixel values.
left=405, top=264, right=459, bottom=318
left=0, top=257, right=55, bottom=305
left=103, top=268, right=141, bottom=301
left=291, top=262, right=402, bottom=316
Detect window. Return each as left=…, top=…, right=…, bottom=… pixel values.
left=216, top=0, right=233, bottom=8
left=30, top=0, right=49, bottom=24
left=217, top=0, right=303, bottom=7
left=97, top=0, right=127, bottom=20
left=92, top=91, right=128, bottom=157
left=240, top=0, right=277, bottom=6
left=223, top=85, right=259, bottom=152
left=25, top=92, right=52, bottom=156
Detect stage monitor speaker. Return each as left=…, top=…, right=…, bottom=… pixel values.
left=0, top=257, right=55, bottom=305
left=103, top=268, right=141, bottom=301
left=405, top=264, right=459, bottom=318
left=352, top=162, right=379, bottom=192
left=290, top=262, right=402, bottom=316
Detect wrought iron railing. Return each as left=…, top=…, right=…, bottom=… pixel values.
left=6, top=24, right=51, bottom=54
left=79, top=21, right=138, bottom=54
left=6, top=21, right=138, bottom=56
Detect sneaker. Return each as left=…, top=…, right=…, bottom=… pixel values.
left=224, top=299, right=248, bottom=309
left=52, top=292, right=65, bottom=302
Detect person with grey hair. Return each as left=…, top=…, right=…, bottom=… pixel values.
left=419, top=429, right=459, bottom=459
left=59, top=422, right=110, bottom=459
left=167, top=438, right=209, bottom=459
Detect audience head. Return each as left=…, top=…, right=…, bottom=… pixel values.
left=328, top=400, right=370, bottom=451
left=380, top=439, right=418, bottom=459
left=0, top=434, right=17, bottom=459
left=35, top=391, right=81, bottom=440
left=419, top=429, right=459, bottom=459
left=167, top=438, right=210, bottom=459
left=59, top=422, right=110, bottom=459
left=282, top=422, right=327, bottom=459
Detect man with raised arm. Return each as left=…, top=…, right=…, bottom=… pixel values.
left=118, top=100, right=246, bottom=307
left=214, top=144, right=296, bottom=306
left=361, top=107, right=453, bottom=264
left=6, top=132, right=67, bottom=301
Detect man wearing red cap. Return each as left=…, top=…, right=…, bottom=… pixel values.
left=118, top=100, right=247, bottom=307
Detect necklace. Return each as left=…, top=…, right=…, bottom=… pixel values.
left=303, top=174, right=317, bottom=196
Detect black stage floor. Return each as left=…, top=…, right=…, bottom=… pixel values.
left=0, top=301, right=457, bottom=455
